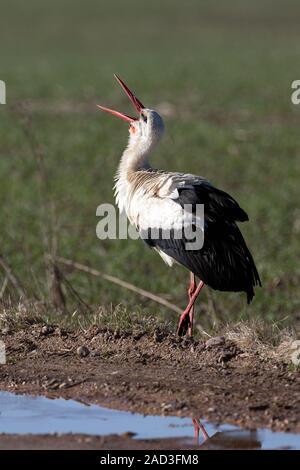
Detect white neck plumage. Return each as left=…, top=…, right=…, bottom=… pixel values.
left=114, top=133, right=157, bottom=213
left=116, top=132, right=155, bottom=180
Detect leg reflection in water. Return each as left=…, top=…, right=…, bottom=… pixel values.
left=192, top=418, right=262, bottom=449
left=192, top=417, right=209, bottom=445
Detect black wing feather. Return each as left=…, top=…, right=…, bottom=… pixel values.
left=177, top=182, right=249, bottom=222
left=144, top=181, right=261, bottom=303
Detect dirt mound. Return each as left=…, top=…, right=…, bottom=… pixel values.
left=0, top=323, right=299, bottom=432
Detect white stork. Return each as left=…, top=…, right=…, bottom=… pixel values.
left=98, top=75, right=261, bottom=336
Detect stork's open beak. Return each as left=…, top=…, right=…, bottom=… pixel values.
left=97, top=74, right=145, bottom=123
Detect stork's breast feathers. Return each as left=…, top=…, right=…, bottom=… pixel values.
left=126, top=172, right=205, bottom=232
left=128, top=192, right=187, bottom=231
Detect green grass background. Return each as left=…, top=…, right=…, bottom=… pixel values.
left=0, top=0, right=300, bottom=328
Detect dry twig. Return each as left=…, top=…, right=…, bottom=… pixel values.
left=52, top=255, right=182, bottom=315
left=0, top=255, right=27, bottom=298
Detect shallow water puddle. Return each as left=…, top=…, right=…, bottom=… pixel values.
left=0, top=391, right=299, bottom=449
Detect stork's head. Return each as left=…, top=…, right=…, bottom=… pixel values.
left=98, top=75, right=164, bottom=152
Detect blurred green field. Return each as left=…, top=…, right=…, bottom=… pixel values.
left=1, top=0, right=300, bottom=329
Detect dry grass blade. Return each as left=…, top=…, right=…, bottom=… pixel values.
left=223, top=320, right=297, bottom=362
left=49, top=265, right=66, bottom=311
left=0, top=276, right=9, bottom=300
left=0, top=255, right=27, bottom=299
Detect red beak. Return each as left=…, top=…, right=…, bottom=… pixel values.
left=97, top=74, right=145, bottom=123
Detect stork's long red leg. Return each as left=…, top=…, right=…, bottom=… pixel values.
left=192, top=417, right=209, bottom=445
left=187, top=273, right=196, bottom=336
left=177, top=275, right=204, bottom=336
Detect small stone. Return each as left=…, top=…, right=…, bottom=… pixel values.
left=41, top=325, right=54, bottom=336
left=161, top=402, right=173, bottom=412
left=54, top=327, right=67, bottom=337
left=205, top=336, right=225, bottom=348
left=249, top=403, right=269, bottom=411
left=153, top=331, right=163, bottom=343
left=76, top=345, right=90, bottom=357
left=218, top=351, right=235, bottom=363
left=91, top=351, right=101, bottom=357
left=120, top=432, right=136, bottom=439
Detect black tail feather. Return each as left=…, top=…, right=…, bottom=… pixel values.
left=145, top=221, right=261, bottom=303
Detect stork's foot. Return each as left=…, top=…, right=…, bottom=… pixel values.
left=176, top=276, right=204, bottom=337
left=176, top=308, right=192, bottom=337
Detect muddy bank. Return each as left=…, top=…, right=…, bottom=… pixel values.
left=0, top=433, right=196, bottom=450
left=0, top=324, right=299, bottom=433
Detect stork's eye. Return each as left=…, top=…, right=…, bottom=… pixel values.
left=141, top=113, right=147, bottom=123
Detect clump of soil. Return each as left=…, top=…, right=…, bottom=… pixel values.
left=0, top=323, right=299, bottom=433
